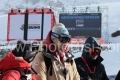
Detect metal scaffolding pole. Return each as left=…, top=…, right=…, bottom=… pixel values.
left=54, top=6, right=109, bottom=43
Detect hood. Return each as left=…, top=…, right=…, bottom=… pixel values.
left=44, top=30, right=55, bottom=53
left=44, top=30, right=57, bottom=56
left=44, top=30, right=53, bottom=48
left=82, top=37, right=103, bottom=65
left=0, top=52, right=30, bottom=71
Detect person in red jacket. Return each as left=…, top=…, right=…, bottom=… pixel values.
left=0, top=41, right=37, bottom=80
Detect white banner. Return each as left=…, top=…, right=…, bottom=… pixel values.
left=8, top=13, right=53, bottom=40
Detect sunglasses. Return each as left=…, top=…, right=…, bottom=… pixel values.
left=51, top=32, right=71, bottom=43
left=89, top=48, right=101, bottom=55
left=59, top=35, right=71, bottom=43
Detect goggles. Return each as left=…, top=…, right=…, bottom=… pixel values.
left=89, top=48, right=101, bottom=55
left=51, top=32, right=71, bottom=43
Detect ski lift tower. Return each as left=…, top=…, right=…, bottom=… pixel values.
left=54, top=6, right=109, bottom=43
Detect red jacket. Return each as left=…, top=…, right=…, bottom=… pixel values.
left=0, top=51, right=36, bottom=80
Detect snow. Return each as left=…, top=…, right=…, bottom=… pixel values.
left=101, top=51, right=120, bottom=75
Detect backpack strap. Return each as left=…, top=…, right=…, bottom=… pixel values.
left=65, top=51, right=74, bottom=65
left=44, top=54, right=53, bottom=76
left=75, top=57, right=92, bottom=80
left=31, top=66, right=37, bottom=75
left=42, top=47, right=53, bottom=76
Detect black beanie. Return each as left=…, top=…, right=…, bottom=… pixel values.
left=12, top=43, right=36, bottom=63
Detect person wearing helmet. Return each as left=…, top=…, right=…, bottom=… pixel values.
left=31, top=23, right=80, bottom=80
left=0, top=41, right=37, bottom=80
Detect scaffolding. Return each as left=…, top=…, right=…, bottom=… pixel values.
left=53, top=6, right=109, bottom=43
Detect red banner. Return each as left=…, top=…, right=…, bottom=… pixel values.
left=69, top=38, right=104, bottom=44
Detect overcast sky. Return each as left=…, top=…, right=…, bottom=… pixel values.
left=90, top=0, right=120, bottom=3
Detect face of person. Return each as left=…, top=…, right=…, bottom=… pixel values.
left=90, top=54, right=99, bottom=60
left=52, top=38, right=69, bottom=52
left=89, top=48, right=101, bottom=60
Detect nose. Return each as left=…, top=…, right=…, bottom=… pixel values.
left=63, top=42, right=68, bottom=44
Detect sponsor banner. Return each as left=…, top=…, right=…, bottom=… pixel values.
left=69, top=38, right=104, bottom=44
left=7, top=8, right=56, bottom=41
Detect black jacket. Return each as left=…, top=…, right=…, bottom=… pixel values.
left=115, top=70, right=120, bottom=80
left=75, top=37, right=109, bottom=80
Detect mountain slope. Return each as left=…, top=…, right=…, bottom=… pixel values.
left=0, top=0, right=98, bottom=15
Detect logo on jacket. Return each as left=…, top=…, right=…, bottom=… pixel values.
left=54, top=61, right=60, bottom=67
left=32, top=61, right=39, bottom=67
left=20, top=24, right=40, bottom=31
